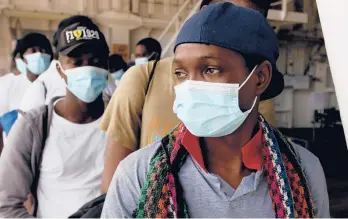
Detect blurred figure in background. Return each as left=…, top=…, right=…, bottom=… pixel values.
left=0, top=33, right=53, bottom=153
left=128, top=37, right=162, bottom=67
left=20, top=32, right=68, bottom=112
left=0, top=40, right=22, bottom=155
left=12, top=40, right=23, bottom=76
left=103, top=54, right=128, bottom=107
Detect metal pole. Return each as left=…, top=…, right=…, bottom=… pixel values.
left=281, top=0, right=288, bottom=21
left=161, top=0, right=202, bottom=57
left=158, top=0, right=192, bottom=41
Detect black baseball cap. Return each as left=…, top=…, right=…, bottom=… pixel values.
left=54, top=15, right=109, bottom=56
left=175, top=2, right=284, bottom=100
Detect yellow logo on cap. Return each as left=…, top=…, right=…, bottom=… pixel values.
left=73, top=29, right=83, bottom=39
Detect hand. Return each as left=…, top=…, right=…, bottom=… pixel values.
left=24, top=193, right=33, bottom=213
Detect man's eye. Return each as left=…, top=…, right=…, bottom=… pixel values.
left=174, top=71, right=188, bottom=78
left=205, top=67, right=221, bottom=75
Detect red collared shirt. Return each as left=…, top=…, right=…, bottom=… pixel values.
left=181, top=128, right=263, bottom=171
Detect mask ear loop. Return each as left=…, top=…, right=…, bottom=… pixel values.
left=238, top=65, right=259, bottom=113
left=238, top=65, right=258, bottom=90
left=147, top=51, right=158, bottom=61
left=57, top=61, right=66, bottom=76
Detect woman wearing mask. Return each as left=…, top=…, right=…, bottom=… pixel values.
left=102, top=3, right=330, bottom=218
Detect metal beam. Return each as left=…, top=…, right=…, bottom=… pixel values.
left=2, top=9, right=71, bottom=21
left=267, top=9, right=308, bottom=24
left=158, top=0, right=192, bottom=41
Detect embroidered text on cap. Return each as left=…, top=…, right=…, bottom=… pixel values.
left=65, top=26, right=100, bottom=44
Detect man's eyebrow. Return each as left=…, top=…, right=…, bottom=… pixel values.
left=173, top=58, right=182, bottom=65
left=199, top=55, right=221, bottom=60
left=173, top=53, right=221, bottom=64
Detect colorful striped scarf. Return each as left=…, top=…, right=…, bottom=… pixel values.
left=133, top=115, right=315, bottom=218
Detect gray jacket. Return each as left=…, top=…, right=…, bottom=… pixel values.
left=0, top=98, right=55, bottom=218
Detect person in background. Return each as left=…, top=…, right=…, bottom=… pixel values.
left=20, top=32, right=68, bottom=112
left=102, top=3, right=329, bottom=218
left=12, top=40, right=23, bottom=75
left=103, top=54, right=128, bottom=107
left=99, top=0, right=280, bottom=194
left=0, top=33, right=53, bottom=153
left=134, top=37, right=162, bottom=65
left=0, top=33, right=53, bottom=115
left=0, top=15, right=109, bottom=218
left=0, top=40, right=22, bottom=155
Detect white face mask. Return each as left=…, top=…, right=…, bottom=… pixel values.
left=110, top=69, right=125, bottom=81
left=173, top=65, right=258, bottom=137
left=135, top=57, right=149, bottom=65
left=134, top=52, right=158, bottom=65
left=59, top=62, right=108, bottom=103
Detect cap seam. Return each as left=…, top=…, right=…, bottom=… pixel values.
left=200, top=5, right=216, bottom=43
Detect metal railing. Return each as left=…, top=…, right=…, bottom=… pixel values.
left=158, top=0, right=202, bottom=57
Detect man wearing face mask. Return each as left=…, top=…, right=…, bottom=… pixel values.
left=102, top=3, right=329, bottom=218
left=103, top=54, right=128, bottom=107
left=0, top=15, right=109, bottom=218
left=0, top=33, right=53, bottom=152
left=134, top=37, right=162, bottom=65
left=99, top=0, right=279, bottom=194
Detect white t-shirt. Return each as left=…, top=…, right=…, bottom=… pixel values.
left=0, top=74, right=16, bottom=116
left=0, top=73, right=31, bottom=116
left=20, top=60, right=66, bottom=112
left=0, top=73, right=31, bottom=145
left=36, top=99, right=107, bottom=218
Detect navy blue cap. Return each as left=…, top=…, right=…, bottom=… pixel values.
left=175, top=2, right=284, bottom=100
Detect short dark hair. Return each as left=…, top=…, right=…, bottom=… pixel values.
left=109, top=54, right=128, bottom=72
left=17, top=33, right=53, bottom=61
left=12, top=40, right=21, bottom=61
left=136, top=37, right=162, bottom=60
left=200, top=0, right=274, bottom=17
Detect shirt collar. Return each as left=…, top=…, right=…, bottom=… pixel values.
left=181, top=127, right=263, bottom=172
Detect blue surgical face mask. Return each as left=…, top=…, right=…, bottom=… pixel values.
left=15, top=58, right=27, bottom=75
left=135, top=57, right=149, bottom=65
left=24, top=52, right=51, bottom=75
left=173, top=66, right=258, bottom=137
left=110, top=69, right=125, bottom=81
left=59, top=63, right=108, bottom=103
left=135, top=52, right=158, bottom=65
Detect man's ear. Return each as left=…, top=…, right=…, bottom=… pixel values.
left=255, top=60, right=272, bottom=97
left=56, top=62, right=67, bottom=82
